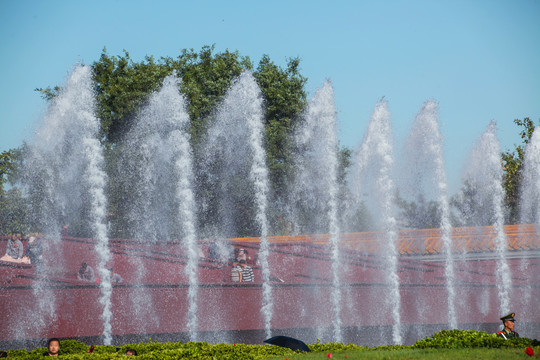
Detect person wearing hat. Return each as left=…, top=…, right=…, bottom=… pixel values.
left=496, top=312, right=519, bottom=339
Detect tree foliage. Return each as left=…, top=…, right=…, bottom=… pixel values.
left=0, top=148, right=28, bottom=234
left=450, top=180, right=495, bottom=227
left=27, top=47, right=538, bottom=234
left=88, top=46, right=306, bottom=237
left=91, top=46, right=256, bottom=146
left=449, top=118, right=538, bottom=226
left=255, top=55, right=307, bottom=195
left=501, top=117, right=538, bottom=223
left=0, top=149, right=19, bottom=192
left=396, top=193, right=442, bottom=229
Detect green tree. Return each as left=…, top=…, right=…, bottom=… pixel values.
left=337, top=146, right=374, bottom=232
left=0, top=148, right=29, bottom=234
left=89, top=46, right=306, bottom=237
left=34, top=46, right=325, bottom=237
left=91, top=46, right=255, bottom=146
left=450, top=180, right=495, bottom=227
left=0, top=187, right=29, bottom=235
left=0, top=149, right=19, bottom=194
left=501, top=117, right=538, bottom=223
left=254, top=55, right=307, bottom=197
left=395, top=192, right=442, bottom=229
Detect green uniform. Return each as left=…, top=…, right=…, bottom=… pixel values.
left=496, top=329, right=519, bottom=340
left=497, top=312, right=518, bottom=340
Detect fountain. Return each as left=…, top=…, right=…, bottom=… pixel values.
left=348, top=99, right=402, bottom=344
left=0, top=65, right=539, bottom=350
left=121, top=73, right=199, bottom=340
left=291, top=80, right=343, bottom=341
left=21, top=65, right=112, bottom=343
left=463, top=121, right=512, bottom=316
left=401, top=100, right=456, bottom=329
left=200, top=70, right=273, bottom=339
left=517, top=126, right=540, bottom=325
left=520, top=126, right=540, bottom=227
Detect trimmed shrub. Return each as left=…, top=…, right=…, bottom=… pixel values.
left=413, top=329, right=540, bottom=349
left=3, top=330, right=539, bottom=359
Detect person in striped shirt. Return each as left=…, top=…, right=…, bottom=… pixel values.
left=238, top=259, right=254, bottom=282
left=231, top=248, right=254, bottom=282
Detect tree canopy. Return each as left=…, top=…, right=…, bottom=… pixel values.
left=0, top=149, right=19, bottom=193
left=501, top=117, right=538, bottom=223
left=0, top=148, right=28, bottom=234
left=24, top=47, right=540, bottom=234
left=37, top=46, right=308, bottom=237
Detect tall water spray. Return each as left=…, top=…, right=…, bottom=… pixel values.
left=350, top=100, right=402, bottom=344
left=123, top=74, right=199, bottom=340
left=120, top=125, right=160, bottom=335
left=293, top=80, right=343, bottom=341
left=520, top=126, right=540, bottom=227
left=517, top=126, right=540, bottom=322
left=465, top=121, right=511, bottom=315
left=404, top=100, right=456, bottom=329
left=22, top=113, right=66, bottom=342
left=24, top=65, right=113, bottom=343
left=202, top=71, right=273, bottom=338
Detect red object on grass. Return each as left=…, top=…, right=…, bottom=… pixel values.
left=88, top=345, right=94, bottom=353
left=525, top=347, right=534, bottom=356
left=327, top=353, right=332, bottom=358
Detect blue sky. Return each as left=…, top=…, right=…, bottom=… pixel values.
left=1, top=0, right=539, bottom=192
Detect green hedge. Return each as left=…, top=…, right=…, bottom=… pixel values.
left=4, top=341, right=299, bottom=359
left=2, top=330, right=538, bottom=359
left=412, top=330, right=540, bottom=349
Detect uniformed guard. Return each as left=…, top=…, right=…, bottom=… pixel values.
left=496, top=312, right=519, bottom=339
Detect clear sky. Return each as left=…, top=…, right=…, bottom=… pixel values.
left=1, top=0, right=539, bottom=192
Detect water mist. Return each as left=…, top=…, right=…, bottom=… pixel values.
left=517, top=126, right=540, bottom=324
left=202, top=71, right=273, bottom=338
left=293, top=80, right=343, bottom=341
left=520, top=126, right=540, bottom=227
left=403, top=100, right=456, bottom=329
left=350, top=100, right=402, bottom=344
left=465, top=121, right=511, bottom=315
left=24, top=65, right=113, bottom=343
left=123, top=73, right=199, bottom=340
